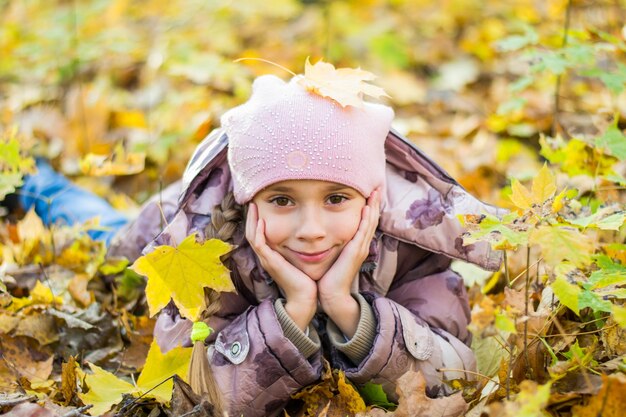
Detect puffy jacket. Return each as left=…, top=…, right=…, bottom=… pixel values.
left=109, top=128, right=503, bottom=417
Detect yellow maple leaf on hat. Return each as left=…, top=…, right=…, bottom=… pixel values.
left=298, top=58, right=390, bottom=108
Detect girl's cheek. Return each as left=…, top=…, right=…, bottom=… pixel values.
left=260, top=214, right=284, bottom=245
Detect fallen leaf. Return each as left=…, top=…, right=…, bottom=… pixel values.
left=13, top=313, right=59, bottom=345
left=551, top=275, right=582, bottom=316
left=79, top=143, right=146, bottom=177
left=9, top=280, right=63, bottom=312
left=67, top=273, right=94, bottom=307
left=298, top=58, right=389, bottom=108
left=135, top=339, right=191, bottom=402
left=356, top=369, right=468, bottom=417
left=0, top=335, right=53, bottom=385
left=78, top=362, right=136, bottom=416
left=119, top=312, right=155, bottom=370
left=600, top=316, right=626, bottom=357
left=131, top=233, right=234, bottom=321
left=0, top=357, right=19, bottom=393
left=334, top=370, right=366, bottom=414
left=571, top=373, right=626, bottom=417
left=0, top=312, right=20, bottom=333
left=486, top=380, right=551, bottom=417
left=60, top=356, right=77, bottom=406
left=79, top=340, right=191, bottom=415
left=1, top=402, right=55, bottom=417
left=170, top=375, right=213, bottom=417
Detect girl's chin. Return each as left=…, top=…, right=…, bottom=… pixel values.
left=294, top=264, right=329, bottom=281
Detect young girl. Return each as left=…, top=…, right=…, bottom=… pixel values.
left=18, top=70, right=503, bottom=416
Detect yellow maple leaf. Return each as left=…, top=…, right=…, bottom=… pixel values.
left=136, top=339, right=191, bottom=402
left=78, top=362, right=135, bottom=416
left=80, top=143, right=145, bottom=176
left=130, top=233, right=234, bottom=321
left=509, top=179, right=533, bottom=210
left=529, top=225, right=593, bottom=267
left=9, top=280, right=63, bottom=312
left=79, top=340, right=192, bottom=416
left=298, top=58, right=389, bottom=108
left=336, top=370, right=366, bottom=414
left=531, top=163, right=557, bottom=203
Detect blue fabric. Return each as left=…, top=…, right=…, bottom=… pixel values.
left=19, top=160, right=128, bottom=246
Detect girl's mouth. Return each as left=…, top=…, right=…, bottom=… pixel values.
left=289, top=248, right=332, bottom=263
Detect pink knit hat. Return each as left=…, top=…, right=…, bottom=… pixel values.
left=222, top=74, right=394, bottom=204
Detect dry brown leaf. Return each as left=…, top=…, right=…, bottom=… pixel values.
left=298, top=58, right=389, bottom=108
left=68, top=274, right=94, bottom=307
left=2, top=402, right=55, bottom=417
left=60, top=356, right=77, bottom=406
left=119, top=312, right=155, bottom=370
left=600, top=317, right=626, bottom=357
left=0, top=313, right=20, bottom=334
left=13, top=313, right=58, bottom=345
left=571, top=373, right=626, bottom=417
left=0, top=336, right=53, bottom=385
left=0, top=357, right=19, bottom=393
left=468, top=295, right=497, bottom=337
left=357, top=370, right=468, bottom=417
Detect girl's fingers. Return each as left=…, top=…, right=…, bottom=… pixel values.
left=245, top=203, right=257, bottom=242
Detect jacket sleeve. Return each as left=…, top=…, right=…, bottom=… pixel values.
left=327, top=263, right=476, bottom=406
left=154, top=297, right=323, bottom=417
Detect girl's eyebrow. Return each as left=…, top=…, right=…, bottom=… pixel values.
left=265, top=183, right=354, bottom=193
left=265, top=185, right=293, bottom=193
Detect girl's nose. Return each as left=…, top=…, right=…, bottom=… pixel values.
left=295, top=208, right=326, bottom=241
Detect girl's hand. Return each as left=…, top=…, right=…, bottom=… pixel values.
left=246, top=203, right=317, bottom=330
left=317, top=189, right=381, bottom=337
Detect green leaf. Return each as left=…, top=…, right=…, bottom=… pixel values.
left=551, top=276, right=581, bottom=316
left=472, top=334, right=510, bottom=378
left=0, top=133, right=36, bottom=199
left=595, top=254, right=626, bottom=272
left=358, top=382, right=397, bottom=409
left=497, top=97, right=526, bottom=115
left=569, top=211, right=626, bottom=230
left=596, top=124, right=626, bottom=160
left=461, top=213, right=528, bottom=250
left=495, top=25, right=539, bottom=52
left=533, top=51, right=569, bottom=75
left=587, top=269, right=626, bottom=290
left=563, top=43, right=595, bottom=65
left=369, top=33, right=410, bottom=69
left=578, top=290, right=612, bottom=313
left=495, top=310, right=517, bottom=334
left=509, top=75, right=533, bottom=93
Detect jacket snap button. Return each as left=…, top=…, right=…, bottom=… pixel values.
left=230, top=342, right=241, bottom=356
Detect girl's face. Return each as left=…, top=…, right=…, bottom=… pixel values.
left=252, top=179, right=366, bottom=280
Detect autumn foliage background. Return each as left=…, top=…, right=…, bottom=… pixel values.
left=1, top=0, right=626, bottom=416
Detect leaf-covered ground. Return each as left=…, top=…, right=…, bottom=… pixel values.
left=1, top=0, right=626, bottom=416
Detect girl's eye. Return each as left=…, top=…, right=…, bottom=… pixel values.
left=270, top=196, right=292, bottom=207
left=327, top=195, right=348, bottom=205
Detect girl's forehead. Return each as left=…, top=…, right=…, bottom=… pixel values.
left=260, top=179, right=361, bottom=194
